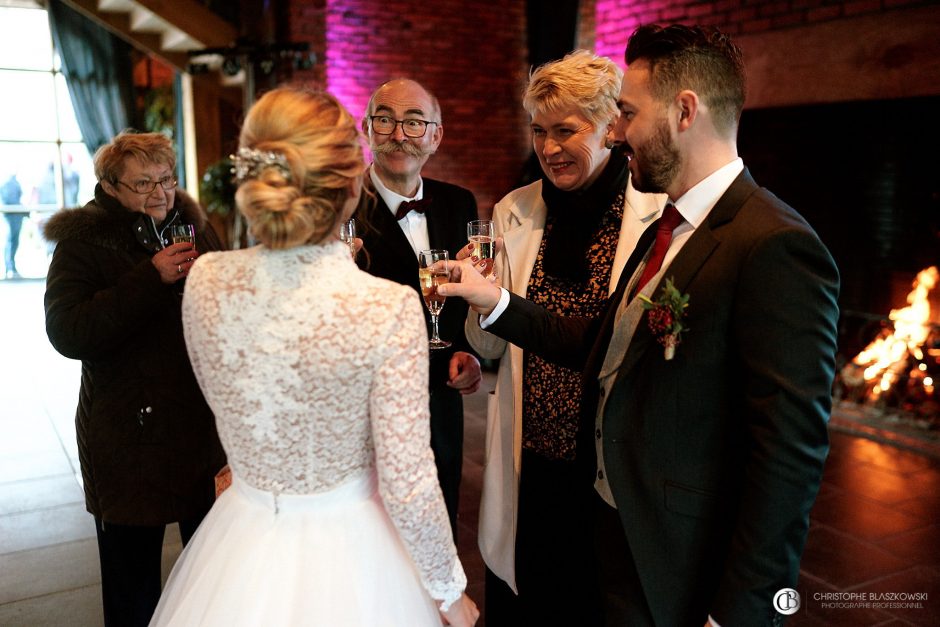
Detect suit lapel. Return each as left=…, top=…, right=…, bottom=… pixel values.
left=584, top=218, right=659, bottom=380
left=501, top=195, right=546, bottom=298
left=424, top=194, right=450, bottom=253
left=365, top=194, right=419, bottom=278
left=615, top=169, right=759, bottom=375
left=423, top=180, right=470, bottom=258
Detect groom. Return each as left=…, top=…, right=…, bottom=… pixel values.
left=442, top=24, right=840, bottom=626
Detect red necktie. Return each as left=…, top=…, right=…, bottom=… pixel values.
left=634, top=203, right=683, bottom=296
left=395, top=196, right=432, bottom=221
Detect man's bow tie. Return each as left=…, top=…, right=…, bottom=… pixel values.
left=395, top=196, right=432, bottom=221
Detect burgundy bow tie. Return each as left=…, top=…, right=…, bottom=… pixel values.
left=395, top=196, right=432, bottom=221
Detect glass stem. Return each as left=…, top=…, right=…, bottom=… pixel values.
left=431, top=314, right=441, bottom=342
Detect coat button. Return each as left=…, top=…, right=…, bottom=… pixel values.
left=597, top=469, right=604, bottom=480
left=595, top=428, right=602, bottom=439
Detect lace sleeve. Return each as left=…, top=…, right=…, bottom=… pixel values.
left=370, top=288, right=467, bottom=608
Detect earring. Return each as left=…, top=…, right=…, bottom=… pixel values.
left=605, top=140, right=615, bottom=150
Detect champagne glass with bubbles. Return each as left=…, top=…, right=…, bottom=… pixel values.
left=467, top=219, right=495, bottom=277
left=418, top=249, right=451, bottom=350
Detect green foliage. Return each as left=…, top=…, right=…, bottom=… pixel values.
left=199, top=157, right=236, bottom=216
left=143, top=86, right=175, bottom=137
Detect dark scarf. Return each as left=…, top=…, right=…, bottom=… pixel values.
left=540, top=146, right=628, bottom=282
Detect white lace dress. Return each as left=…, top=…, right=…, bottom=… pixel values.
left=149, top=241, right=466, bottom=626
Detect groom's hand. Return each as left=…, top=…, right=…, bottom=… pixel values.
left=438, top=259, right=501, bottom=316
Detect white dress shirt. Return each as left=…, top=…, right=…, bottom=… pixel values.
left=369, top=166, right=430, bottom=256
left=483, top=159, right=744, bottom=325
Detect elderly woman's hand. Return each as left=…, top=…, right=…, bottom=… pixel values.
left=152, top=242, right=199, bottom=284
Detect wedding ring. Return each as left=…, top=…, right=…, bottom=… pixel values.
left=177, top=264, right=183, bottom=274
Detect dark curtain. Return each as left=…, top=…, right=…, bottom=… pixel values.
left=174, top=73, right=186, bottom=189
left=47, top=0, right=135, bottom=155
left=526, top=0, right=581, bottom=68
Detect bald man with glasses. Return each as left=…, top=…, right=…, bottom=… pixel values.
left=354, top=78, right=482, bottom=538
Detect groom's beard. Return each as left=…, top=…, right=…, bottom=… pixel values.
left=628, top=118, right=680, bottom=194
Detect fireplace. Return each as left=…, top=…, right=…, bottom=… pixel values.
left=738, top=96, right=940, bottom=428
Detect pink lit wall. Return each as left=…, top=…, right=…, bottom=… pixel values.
left=286, top=0, right=938, bottom=205
left=579, top=0, right=938, bottom=86
left=289, top=1, right=531, bottom=213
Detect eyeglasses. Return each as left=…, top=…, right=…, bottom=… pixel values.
left=116, top=176, right=178, bottom=195
left=368, top=116, right=438, bottom=138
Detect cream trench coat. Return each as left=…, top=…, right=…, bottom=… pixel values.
left=466, top=174, right=666, bottom=591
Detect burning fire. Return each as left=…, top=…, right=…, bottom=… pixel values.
left=847, top=266, right=938, bottom=401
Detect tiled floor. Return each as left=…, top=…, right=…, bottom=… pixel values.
left=1, top=278, right=938, bottom=626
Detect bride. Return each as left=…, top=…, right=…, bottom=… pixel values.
left=149, top=87, right=478, bottom=627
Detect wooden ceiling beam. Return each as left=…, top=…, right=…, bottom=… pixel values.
left=130, top=0, right=237, bottom=49
left=60, top=0, right=238, bottom=72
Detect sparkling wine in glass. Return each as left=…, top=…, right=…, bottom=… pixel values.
left=418, top=249, right=451, bottom=350
left=467, top=219, right=495, bottom=277
left=168, top=224, right=195, bottom=246
left=339, top=218, right=356, bottom=257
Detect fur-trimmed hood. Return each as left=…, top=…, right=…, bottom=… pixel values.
left=43, top=185, right=209, bottom=251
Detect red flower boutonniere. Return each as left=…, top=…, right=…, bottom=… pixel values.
left=638, top=277, right=689, bottom=361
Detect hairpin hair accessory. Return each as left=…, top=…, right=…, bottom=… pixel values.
left=231, top=147, right=292, bottom=183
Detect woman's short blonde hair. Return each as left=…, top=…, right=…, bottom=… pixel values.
left=523, top=49, right=623, bottom=129
left=235, top=87, right=366, bottom=249
left=93, top=131, right=176, bottom=185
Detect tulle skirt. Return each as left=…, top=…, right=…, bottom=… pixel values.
left=149, top=472, right=442, bottom=626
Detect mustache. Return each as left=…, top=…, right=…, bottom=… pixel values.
left=370, top=140, right=434, bottom=158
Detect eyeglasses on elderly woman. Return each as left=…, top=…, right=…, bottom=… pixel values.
left=116, top=175, right=178, bottom=195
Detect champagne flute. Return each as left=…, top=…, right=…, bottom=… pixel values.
left=418, top=249, right=451, bottom=350
left=467, top=219, right=495, bottom=277
left=339, top=218, right=356, bottom=257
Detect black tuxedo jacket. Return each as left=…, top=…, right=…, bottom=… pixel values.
left=489, top=169, right=840, bottom=626
left=355, top=176, right=478, bottom=388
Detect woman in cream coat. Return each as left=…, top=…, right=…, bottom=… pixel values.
left=466, top=50, right=666, bottom=626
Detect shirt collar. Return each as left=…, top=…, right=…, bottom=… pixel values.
left=672, top=158, right=744, bottom=228
left=369, top=166, right=424, bottom=220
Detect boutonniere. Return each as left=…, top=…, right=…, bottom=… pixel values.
left=638, top=277, right=689, bottom=361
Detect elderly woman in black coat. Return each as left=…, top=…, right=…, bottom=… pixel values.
left=43, top=130, right=226, bottom=627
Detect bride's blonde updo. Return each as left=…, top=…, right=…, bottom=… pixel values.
left=235, top=87, right=365, bottom=249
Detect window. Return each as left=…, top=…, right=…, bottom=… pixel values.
left=0, top=4, right=96, bottom=279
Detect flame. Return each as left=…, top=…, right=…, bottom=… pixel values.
left=851, top=266, right=938, bottom=399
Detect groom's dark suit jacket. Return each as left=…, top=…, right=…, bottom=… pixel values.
left=489, top=169, right=840, bottom=626
left=355, top=176, right=478, bottom=532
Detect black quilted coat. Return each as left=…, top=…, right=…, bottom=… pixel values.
left=43, top=185, right=226, bottom=525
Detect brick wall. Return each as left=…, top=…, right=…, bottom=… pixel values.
left=585, top=0, right=937, bottom=68
left=287, top=0, right=531, bottom=214
left=283, top=0, right=937, bottom=207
